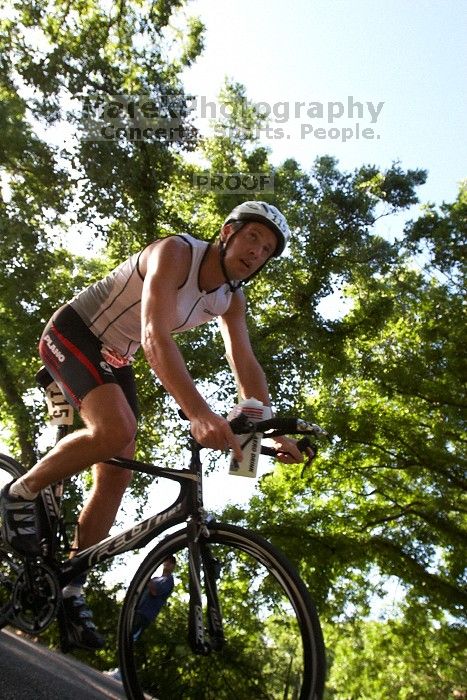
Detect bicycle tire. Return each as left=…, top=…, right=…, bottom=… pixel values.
left=118, top=522, right=326, bottom=700
left=0, top=454, right=27, bottom=629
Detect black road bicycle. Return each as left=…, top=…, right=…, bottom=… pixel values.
left=0, top=370, right=327, bottom=699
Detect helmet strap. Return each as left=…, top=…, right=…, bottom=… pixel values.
left=219, top=238, right=243, bottom=292
left=218, top=222, right=245, bottom=292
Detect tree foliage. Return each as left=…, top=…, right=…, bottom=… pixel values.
left=228, top=186, right=466, bottom=624
left=2, top=0, right=203, bottom=246
left=324, top=607, right=466, bottom=699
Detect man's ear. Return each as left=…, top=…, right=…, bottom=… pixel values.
left=220, top=223, right=234, bottom=243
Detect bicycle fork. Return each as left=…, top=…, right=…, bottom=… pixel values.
left=187, top=522, right=225, bottom=655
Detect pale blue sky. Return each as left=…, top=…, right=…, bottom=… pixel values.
left=182, top=0, right=466, bottom=206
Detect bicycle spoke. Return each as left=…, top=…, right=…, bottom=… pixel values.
left=119, top=525, right=325, bottom=700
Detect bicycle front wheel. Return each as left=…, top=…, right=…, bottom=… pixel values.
left=119, top=522, right=325, bottom=700
left=0, top=454, right=26, bottom=629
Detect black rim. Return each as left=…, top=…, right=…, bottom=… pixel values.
left=119, top=524, right=325, bottom=700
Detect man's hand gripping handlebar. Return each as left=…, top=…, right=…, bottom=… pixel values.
left=229, top=413, right=329, bottom=470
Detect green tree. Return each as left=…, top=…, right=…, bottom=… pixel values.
left=0, top=56, right=70, bottom=463
left=1, top=0, right=204, bottom=247
left=232, top=185, right=466, bottom=623
left=324, top=608, right=466, bottom=699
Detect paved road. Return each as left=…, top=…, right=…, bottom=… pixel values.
left=0, top=628, right=126, bottom=699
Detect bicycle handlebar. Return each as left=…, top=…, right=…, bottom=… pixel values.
left=229, top=413, right=328, bottom=440
left=229, top=413, right=328, bottom=465
left=177, top=409, right=329, bottom=462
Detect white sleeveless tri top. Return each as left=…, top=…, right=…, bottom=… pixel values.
left=70, top=234, right=235, bottom=361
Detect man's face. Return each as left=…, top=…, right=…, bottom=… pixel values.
left=163, top=558, right=176, bottom=574
left=222, top=222, right=277, bottom=280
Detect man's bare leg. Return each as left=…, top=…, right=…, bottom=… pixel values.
left=72, top=448, right=135, bottom=552
left=21, top=382, right=138, bottom=650
left=21, top=383, right=137, bottom=494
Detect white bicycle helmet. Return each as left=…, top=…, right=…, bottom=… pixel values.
left=223, top=201, right=291, bottom=256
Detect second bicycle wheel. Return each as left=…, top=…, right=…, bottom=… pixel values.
left=0, top=454, right=26, bottom=629
left=119, top=522, right=325, bottom=700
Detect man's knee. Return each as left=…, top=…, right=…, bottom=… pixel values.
left=80, top=384, right=138, bottom=454
left=93, top=420, right=137, bottom=456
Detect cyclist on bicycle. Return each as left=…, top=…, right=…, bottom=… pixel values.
left=1, top=200, right=307, bottom=650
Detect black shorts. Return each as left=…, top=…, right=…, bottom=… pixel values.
left=38, top=304, right=139, bottom=418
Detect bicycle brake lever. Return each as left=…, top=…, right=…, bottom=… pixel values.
left=297, top=438, right=318, bottom=476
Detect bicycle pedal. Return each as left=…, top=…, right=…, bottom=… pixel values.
left=58, top=624, right=104, bottom=652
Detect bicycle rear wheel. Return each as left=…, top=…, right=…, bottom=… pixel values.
left=0, top=454, right=26, bottom=629
left=119, top=523, right=325, bottom=700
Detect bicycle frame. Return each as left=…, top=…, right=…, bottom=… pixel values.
left=44, top=449, right=200, bottom=575
left=38, top=438, right=222, bottom=654
left=30, top=369, right=325, bottom=659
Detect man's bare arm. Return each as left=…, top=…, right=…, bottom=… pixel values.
left=219, top=292, right=304, bottom=463
left=141, top=238, right=242, bottom=459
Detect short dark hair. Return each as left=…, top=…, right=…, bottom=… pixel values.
left=164, top=555, right=176, bottom=566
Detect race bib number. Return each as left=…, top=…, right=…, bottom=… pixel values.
left=45, top=382, right=74, bottom=425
